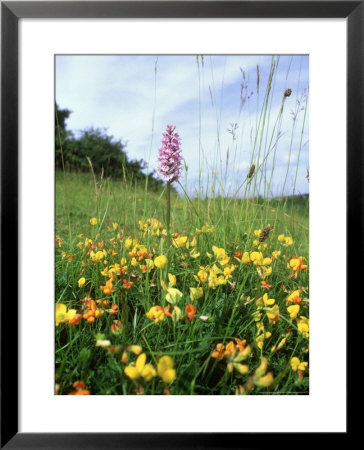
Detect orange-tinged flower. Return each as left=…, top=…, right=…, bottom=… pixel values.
left=185, top=304, right=197, bottom=321
left=108, top=345, right=121, bottom=354
left=69, top=313, right=82, bottom=325
left=73, top=381, right=85, bottom=390
left=261, top=280, right=272, bottom=290
left=121, top=351, right=128, bottom=363
left=96, top=299, right=110, bottom=307
left=100, top=278, right=114, bottom=296
left=109, top=304, right=118, bottom=315
left=68, top=390, right=90, bottom=395
left=225, top=341, right=236, bottom=357
left=163, top=305, right=173, bottom=317
left=82, top=299, right=104, bottom=323
left=235, top=338, right=247, bottom=352
left=68, top=380, right=90, bottom=395
left=235, top=385, right=245, bottom=395
left=55, top=236, right=64, bottom=247
left=211, top=343, right=225, bottom=359
left=163, top=386, right=170, bottom=395
left=289, top=256, right=308, bottom=277
left=122, top=279, right=134, bottom=289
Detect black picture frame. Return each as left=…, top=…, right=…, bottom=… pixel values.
left=1, top=1, right=357, bottom=447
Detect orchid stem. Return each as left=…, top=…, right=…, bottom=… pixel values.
left=166, top=181, right=171, bottom=234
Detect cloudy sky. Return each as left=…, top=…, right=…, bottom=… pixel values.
left=56, top=54, right=309, bottom=197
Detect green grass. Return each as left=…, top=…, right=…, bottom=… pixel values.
left=55, top=171, right=309, bottom=395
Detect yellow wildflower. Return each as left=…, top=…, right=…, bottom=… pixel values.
left=208, top=270, right=227, bottom=289
left=173, top=236, right=188, bottom=248
left=131, top=257, right=138, bottom=267
left=165, top=288, right=183, bottom=305
left=124, top=353, right=157, bottom=381
left=124, top=238, right=133, bottom=249
left=250, top=251, right=263, bottom=265
left=256, top=331, right=272, bottom=349
left=297, top=316, right=309, bottom=338
left=223, top=265, right=235, bottom=278
left=190, top=287, right=203, bottom=302
left=266, top=304, right=280, bottom=324
left=78, top=277, right=86, bottom=288
left=154, top=255, right=167, bottom=270
left=288, top=256, right=308, bottom=276
left=189, top=248, right=200, bottom=258
left=55, top=304, right=77, bottom=325
left=254, top=372, right=274, bottom=387
left=167, top=273, right=176, bottom=287
left=90, top=250, right=107, bottom=262
left=196, top=225, right=215, bottom=234
left=90, top=217, right=98, bottom=226
left=146, top=306, right=165, bottom=323
left=195, top=268, right=208, bottom=284
left=253, top=356, right=274, bottom=388
left=241, top=252, right=250, bottom=264
left=212, top=246, right=230, bottom=266
left=129, top=345, right=143, bottom=355
left=171, top=305, right=182, bottom=322
left=157, top=356, right=176, bottom=383
left=290, top=357, right=308, bottom=372
left=287, top=304, right=300, bottom=320
left=263, top=293, right=275, bottom=306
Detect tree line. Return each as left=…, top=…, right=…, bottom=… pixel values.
left=55, top=104, right=164, bottom=191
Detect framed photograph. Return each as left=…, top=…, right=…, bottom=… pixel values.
left=1, top=0, right=357, bottom=447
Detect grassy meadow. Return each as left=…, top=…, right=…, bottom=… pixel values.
left=55, top=172, right=309, bottom=395
left=55, top=56, right=309, bottom=395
